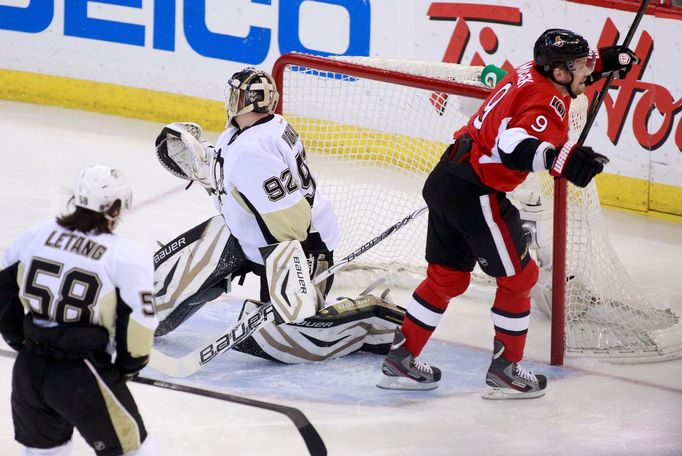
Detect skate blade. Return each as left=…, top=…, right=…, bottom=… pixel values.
left=376, top=374, right=439, bottom=391
left=481, top=385, right=545, bottom=400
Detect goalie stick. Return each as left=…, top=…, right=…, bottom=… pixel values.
left=148, top=206, right=428, bottom=377
left=0, top=349, right=327, bottom=456
left=149, top=240, right=316, bottom=377
left=311, top=206, right=428, bottom=286
left=551, top=0, right=650, bottom=365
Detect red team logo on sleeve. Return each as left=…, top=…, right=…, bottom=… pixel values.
left=463, top=64, right=570, bottom=192
left=550, top=96, right=566, bottom=120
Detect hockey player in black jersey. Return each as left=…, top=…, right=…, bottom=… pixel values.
left=0, top=164, right=159, bottom=455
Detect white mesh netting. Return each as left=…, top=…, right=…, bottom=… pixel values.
left=276, top=53, right=681, bottom=361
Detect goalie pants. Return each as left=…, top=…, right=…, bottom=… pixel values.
left=402, top=161, right=538, bottom=361
left=12, top=348, right=148, bottom=455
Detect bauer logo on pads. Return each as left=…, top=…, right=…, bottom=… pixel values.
left=261, top=241, right=317, bottom=323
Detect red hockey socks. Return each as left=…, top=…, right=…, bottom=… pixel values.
left=491, top=259, right=539, bottom=362
left=402, top=264, right=470, bottom=356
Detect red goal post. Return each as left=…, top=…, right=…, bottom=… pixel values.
left=272, top=52, right=682, bottom=365
left=273, top=53, right=489, bottom=107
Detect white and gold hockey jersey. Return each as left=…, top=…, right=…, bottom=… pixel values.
left=210, top=114, right=339, bottom=264
left=0, top=219, right=158, bottom=363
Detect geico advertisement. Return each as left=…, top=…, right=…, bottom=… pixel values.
left=0, top=0, right=680, bottom=191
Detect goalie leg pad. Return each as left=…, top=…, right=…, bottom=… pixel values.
left=233, top=295, right=404, bottom=363
left=154, top=215, right=248, bottom=336
left=154, top=283, right=227, bottom=337
left=513, top=175, right=553, bottom=252
left=260, top=241, right=318, bottom=324
left=530, top=266, right=553, bottom=318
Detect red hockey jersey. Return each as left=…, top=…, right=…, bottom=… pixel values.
left=456, top=61, right=572, bottom=192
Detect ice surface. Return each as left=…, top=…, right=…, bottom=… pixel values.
left=1, top=101, right=681, bottom=455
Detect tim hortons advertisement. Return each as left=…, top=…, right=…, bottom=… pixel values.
left=416, top=2, right=681, bottom=213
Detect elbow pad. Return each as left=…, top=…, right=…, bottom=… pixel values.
left=499, top=138, right=554, bottom=172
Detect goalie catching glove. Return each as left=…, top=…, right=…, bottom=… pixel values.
left=155, top=122, right=214, bottom=190
left=545, top=142, right=609, bottom=188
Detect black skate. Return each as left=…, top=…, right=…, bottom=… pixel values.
left=482, top=339, right=547, bottom=400
left=376, top=329, right=441, bottom=391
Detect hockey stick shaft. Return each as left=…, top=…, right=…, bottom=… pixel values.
left=312, top=206, right=428, bottom=285
left=131, top=376, right=327, bottom=456
left=576, top=0, right=650, bottom=147
left=0, top=349, right=326, bottom=456
left=148, top=207, right=428, bottom=377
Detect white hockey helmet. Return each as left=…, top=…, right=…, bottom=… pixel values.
left=73, top=164, right=132, bottom=224
left=225, top=67, right=279, bottom=126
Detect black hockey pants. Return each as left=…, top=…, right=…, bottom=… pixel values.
left=11, top=321, right=148, bottom=455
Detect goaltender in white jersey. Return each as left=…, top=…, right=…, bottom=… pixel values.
left=153, top=67, right=403, bottom=363
left=211, top=105, right=339, bottom=269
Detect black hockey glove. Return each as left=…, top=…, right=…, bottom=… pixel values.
left=121, top=371, right=140, bottom=381
left=115, top=354, right=148, bottom=380
left=4, top=336, right=24, bottom=352
left=587, top=46, right=639, bottom=85
left=546, top=142, right=609, bottom=188
left=0, top=295, right=25, bottom=351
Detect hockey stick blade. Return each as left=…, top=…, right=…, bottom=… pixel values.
left=312, top=206, right=428, bottom=285
left=148, top=302, right=278, bottom=377
left=132, top=376, right=327, bottom=456
left=0, top=349, right=326, bottom=456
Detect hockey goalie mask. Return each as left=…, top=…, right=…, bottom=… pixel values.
left=225, top=67, right=279, bottom=127
left=73, top=164, right=132, bottom=228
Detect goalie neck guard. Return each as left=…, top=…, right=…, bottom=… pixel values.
left=225, top=67, right=279, bottom=128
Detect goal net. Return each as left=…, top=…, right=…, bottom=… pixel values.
left=272, top=53, right=682, bottom=363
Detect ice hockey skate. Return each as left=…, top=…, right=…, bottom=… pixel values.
left=376, top=329, right=441, bottom=391
left=482, top=339, right=547, bottom=400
